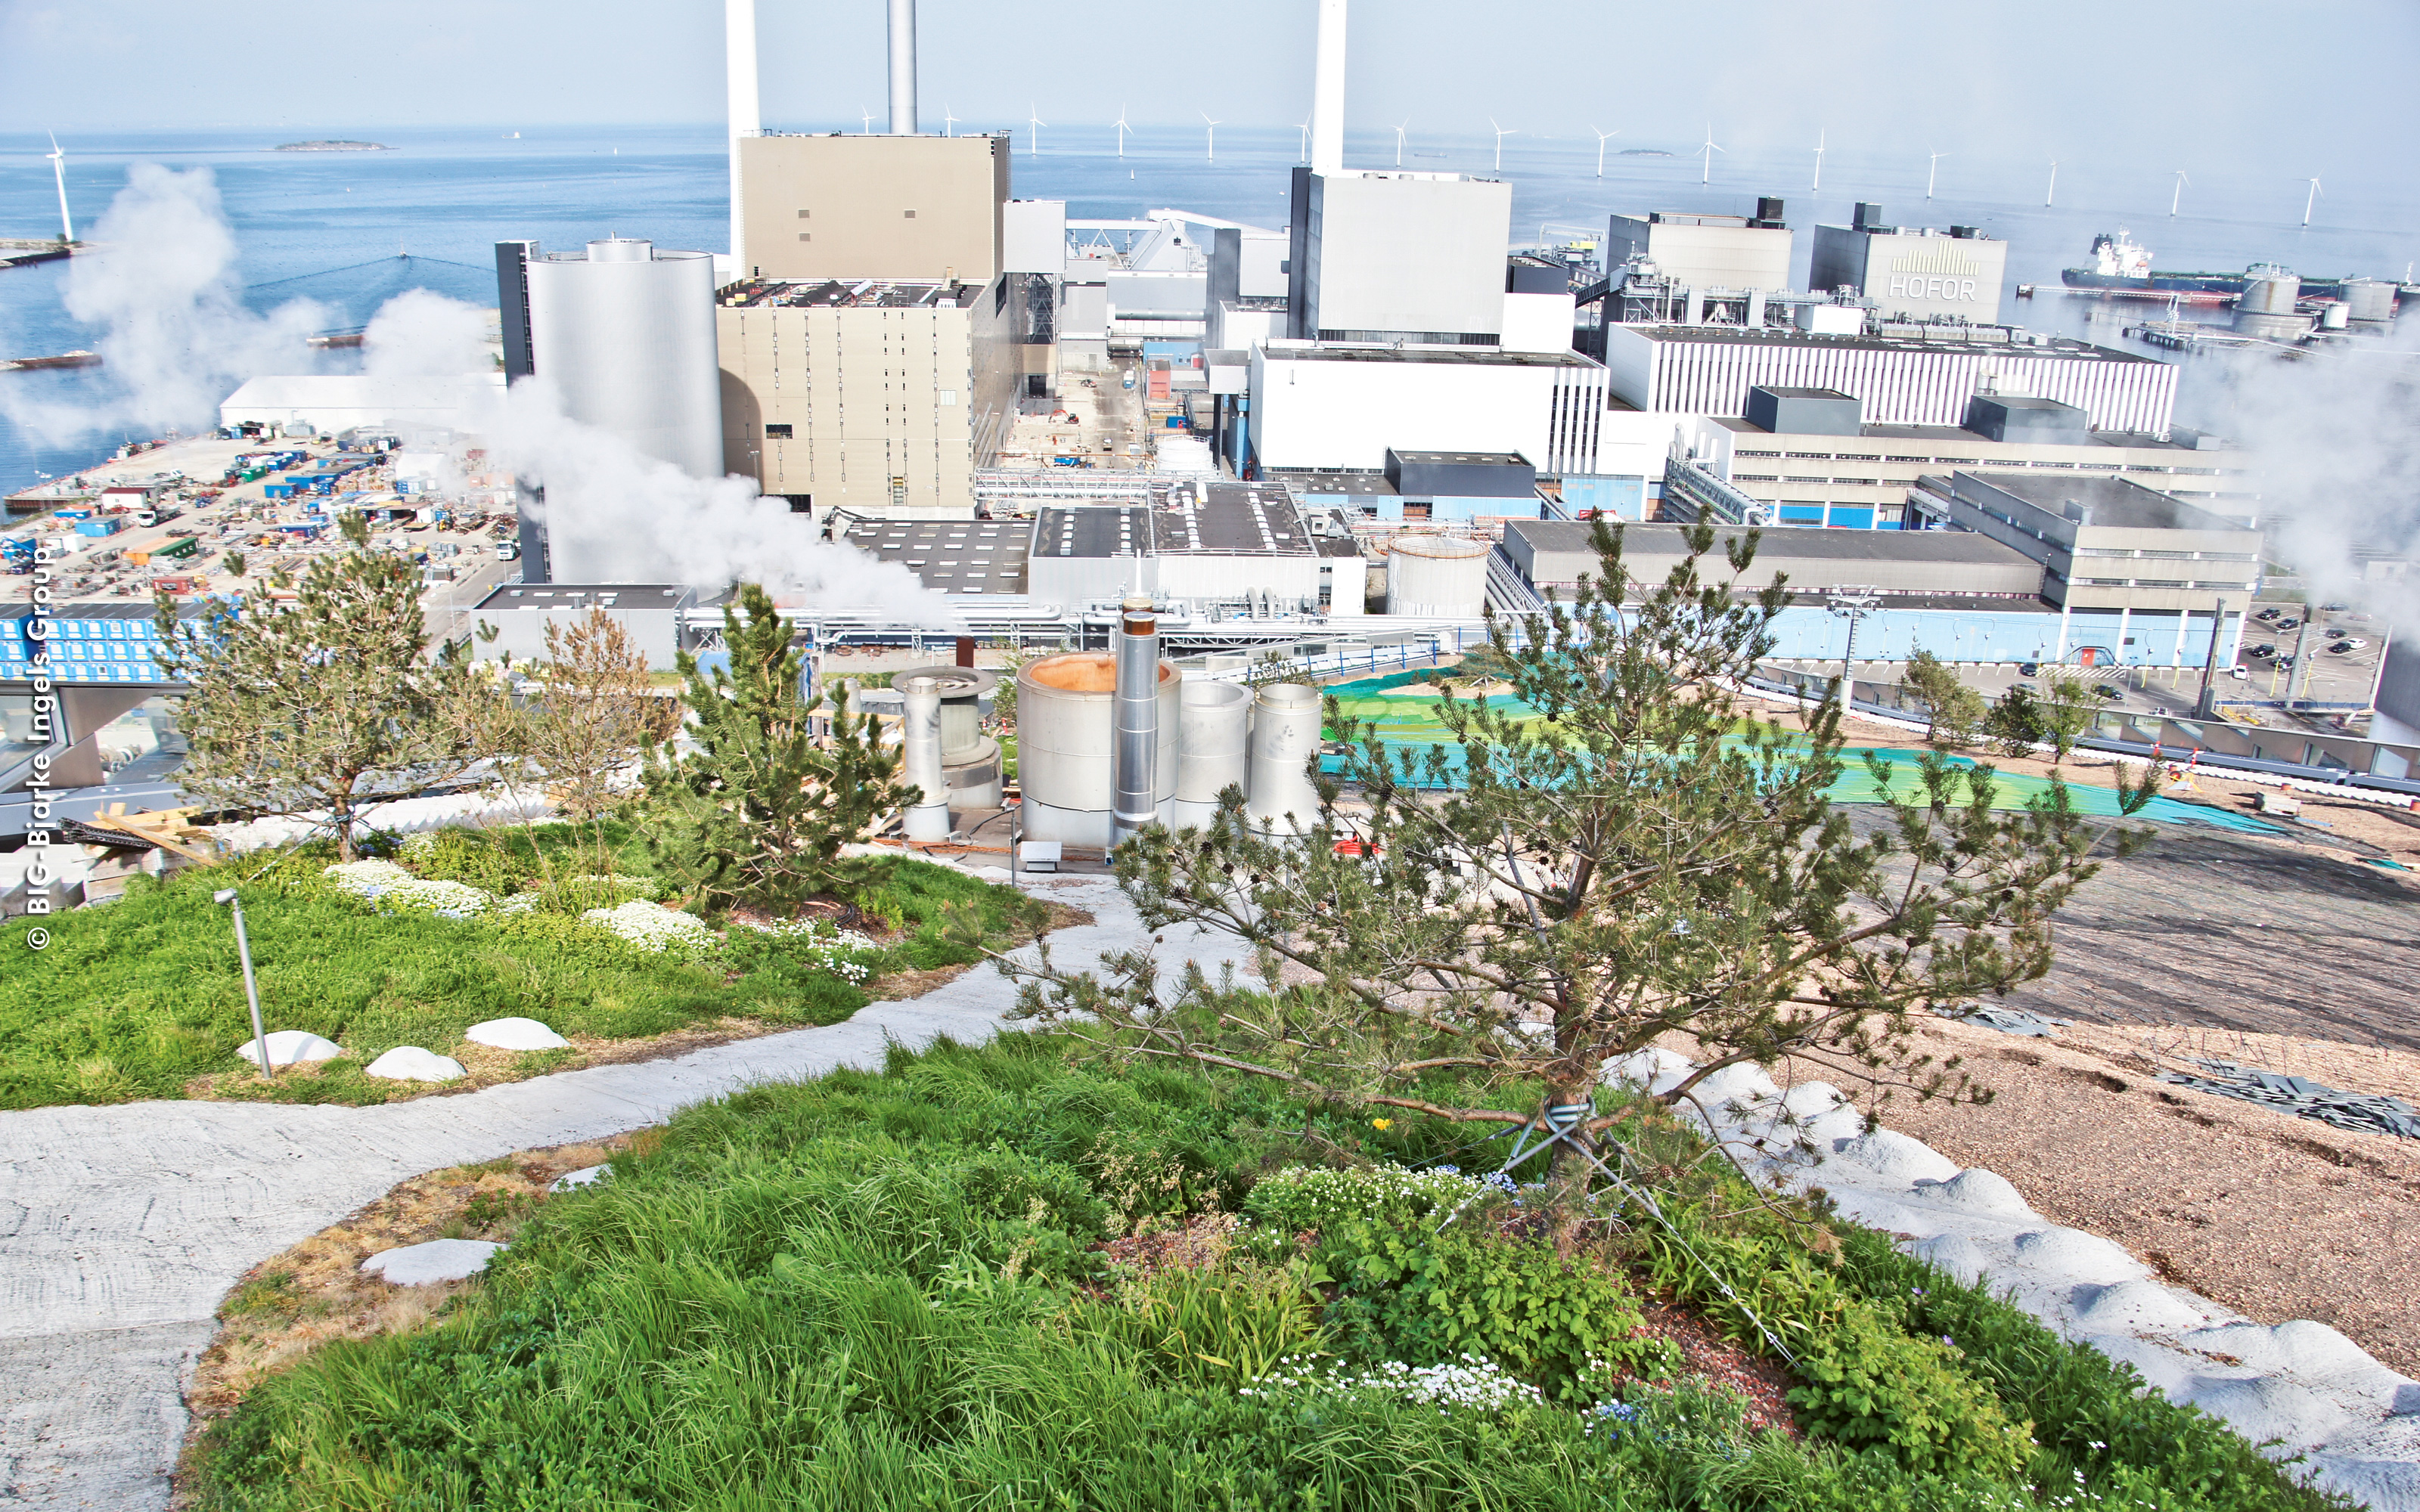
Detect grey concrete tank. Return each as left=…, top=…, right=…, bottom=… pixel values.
left=1016, top=652, right=1179, bottom=846
left=1247, top=683, right=1323, bottom=836
left=2343, top=278, right=2398, bottom=324
left=1174, top=679, right=1252, bottom=830
left=1386, top=534, right=1491, bottom=617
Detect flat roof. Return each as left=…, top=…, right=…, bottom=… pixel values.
left=1506, top=519, right=2034, bottom=566
left=836, top=518, right=1031, bottom=595
left=1392, top=451, right=1531, bottom=468
left=1754, top=386, right=1857, bottom=401
left=1947, top=472, right=2253, bottom=532
left=477, top=584, right=691, bottom=609
left=723, top=279, right=979, bottom=310
left=1711, top=417, right=2207, bottom=451
left=1261, top=343, right=1598, bottom=370
left=1035, top=482, right=1323, bottom=561
left=1267, top=470, right=1398, bottom=497
left=1619, top=325, right=2158, bottom=364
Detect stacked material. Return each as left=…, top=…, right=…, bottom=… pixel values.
left=2158, top=1058, right=2420, bottom=1140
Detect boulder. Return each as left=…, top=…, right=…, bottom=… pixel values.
left=2071, top=1280, right=2219, bottom=1336
left=360, top=1238, right=502, bottom=1285
left=364, top=1046, right=467, bottom=1083
left=1829, top=1129, right=1959, bottom=1185
left=1910, top=1168, right=2034, bottom=1219
left=2009, top=1225, right=2149, bottom=1284
left=233, top=1030, right=343, bottom=1070
left=465, top=1017, right=571, bottom=1052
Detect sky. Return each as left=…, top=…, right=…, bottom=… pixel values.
left=5, top=0, right=2418, bottom=191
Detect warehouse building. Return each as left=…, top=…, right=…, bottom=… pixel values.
left=1247, top=342, right=1606, bottom=476
left=1500, top=520, right=2042, bottom=603
left=1679, top=388, right=2248, bottom=531
left=830, top=516, right=1031, bottom=596
left=1601, top=323, right=2176, bottom=436
left=1024, top=481, right=1366, bottom=618
left=473, top=584, right=699, bottom=669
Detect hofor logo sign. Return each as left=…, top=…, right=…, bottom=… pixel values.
left=1885, top=243, right=1984, bottom=303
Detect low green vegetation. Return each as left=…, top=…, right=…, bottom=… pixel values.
left=0, top=823, right=1046, bottom=1111
left=191, top=1037, right=2341, bottom=1511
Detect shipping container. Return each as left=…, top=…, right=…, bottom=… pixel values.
left=74, top=517, right=124, bottom=538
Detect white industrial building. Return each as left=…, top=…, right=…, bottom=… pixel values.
left=1024, top=481, right=1366, bottom=617
left=1601, top=324, right=2177, bottom=437
left=1248, top=342, right=1606, bottom=476
left=1286, top=169, right=1514, bottom=343
left=1810, top=205, right=2011, bottom=324
left=217, top=373, right=503, bottom=438
left=1602, top=203, right=1793, bottom=293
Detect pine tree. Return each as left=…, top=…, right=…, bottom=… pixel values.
left=1010, top=523, right=2139, bottom=1176
left=154, top=552, right=509, bottom=861
left=641, top=584, right=912, bottom=916
left=1903, top=648, right=1986, bottom=749
left=522, top=606, right=676, bottom=852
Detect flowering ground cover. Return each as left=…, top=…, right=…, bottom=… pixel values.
left=187, top=1035, right=2344, bottom=1511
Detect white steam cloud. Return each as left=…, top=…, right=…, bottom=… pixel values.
left=4, top=165, right=324, bottom=445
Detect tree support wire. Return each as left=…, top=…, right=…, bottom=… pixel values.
left=1434, top=1098, right=1797, bottom=1366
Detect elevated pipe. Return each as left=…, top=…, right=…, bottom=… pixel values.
left=1112, top=595, right=1161, bottom=843
left=888, top=0, right=918, bottom=135
left=901, top=674, right=949, bottom=841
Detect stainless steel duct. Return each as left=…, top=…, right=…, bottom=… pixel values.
left=901, top=673, right=949, bottom=841
left=1112, top=595, right=1161, bottom=843
left=887, top=0, right=917, bottom=135
left=1248, top=683, right=1323, bottom=837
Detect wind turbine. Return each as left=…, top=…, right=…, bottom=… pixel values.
left=859, top=107, right=875, bottom=135
left=941, top=105, right=959, bottom=138
left=1698, top=123, right=1724, bottom=186
left=46, top=132, right=73, bottom=245
left=1113, top=105, right=1131, bottom=158
left=2171, top=169, right=2189, bottom=217
left=1201, top=110, right=1221, bottom=162
left=1812, top=128, right=1826, bottom=191
left=1590, top=125, right=1618, bottom=178
left=1027, top=104, right=1045, bottom=157
left=1295, top=120, right=1310, bottom=163
left=2303, top=177, right=2322, bottom=226
left=1393, top=119, right=1410, bottom=167
left=2045, top=159, right=2057, bottom=207
left=1925, top=149, right=1947, bottom=199
left=1489, top=117, right=1517, bottom=172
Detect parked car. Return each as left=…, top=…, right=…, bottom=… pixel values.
left=2246, top=643, right=2276, bottom=658
left=2091, top=684, right=2123, bottom=701
left=2274, top=617, right=2301, bottom=631
left=2319, top=601, right=2349, bottom=612
left=2331, top=639, right=2369, bottom=653
left=2255, top=607, right=2283, bottom=622
left=2017, top=661, right=2040, bottom=676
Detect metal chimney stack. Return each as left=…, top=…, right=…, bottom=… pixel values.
left=1112, top=595, right=1162, bottom=844
left=888, top=0, right=918, bottom=134
left=1310, top=0, right=1346, bottom=173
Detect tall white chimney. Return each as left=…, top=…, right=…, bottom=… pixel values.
left=888, top=0, right=918, bottom=135
left=1310, top=0, right=1346, bottom=175
left=726, top=0, right=760, bottom=265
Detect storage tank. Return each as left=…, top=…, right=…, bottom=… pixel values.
left=1016, top=652, right=1180, bottom=845
left=2316, top=299, right=2350, bottom=331
left=1385, top=535, right=1491, bottom=617
left=1247, top=683, right=1323, bottom=836
left=2236, top=268, right=2301, bottom=314
left=2343, top=278, right=2398, bottom=324
left=1174, top=679, right=1252, bottom=829
left=520, top=238, right=724, bottom=581
left=899, top=674, right=949, bottom=842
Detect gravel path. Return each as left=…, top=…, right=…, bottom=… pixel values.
left=0, top=872, right=1246, bottom=1510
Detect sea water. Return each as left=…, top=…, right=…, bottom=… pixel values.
left=4, top=122, right=2416, bottom=496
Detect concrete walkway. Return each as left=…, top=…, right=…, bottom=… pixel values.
left=0, top=874, right=1245, bottom=1510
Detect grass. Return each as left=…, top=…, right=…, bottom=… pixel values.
left=0, top=822, right=1051, bottom=1111
left=188, top=1035, right=2345, bottom=1512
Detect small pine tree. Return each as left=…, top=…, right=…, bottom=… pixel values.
left=2038, top=674, right=2100, bottom=769
left=1903, top=648, right=1986, bottom=749
left=220, top=550, right=247, bottom=580
left=523, top=606, right=675, bottom=854
left=154, top=552, right=510, bottom=861
left=1986, top=683, right=2046, bottom=758
left=641, top=584, right=913, bottom=916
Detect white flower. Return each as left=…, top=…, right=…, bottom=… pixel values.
left=1239, top=1352, right=1546, bottom=1414
left=327, top=861, right=493, bottom=918
left=737, top=916, right=880, bottom=983
left=324, top=860, right=417, bottom=899
left=581, top=898, right=715, bottom=955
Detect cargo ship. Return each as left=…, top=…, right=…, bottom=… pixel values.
left=2061, top=230, right=2360, bottom=302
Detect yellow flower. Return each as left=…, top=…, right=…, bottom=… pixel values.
left=1371, top=1118, right=1392, bottom=1130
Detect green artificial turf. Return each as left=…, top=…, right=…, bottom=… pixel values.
left=0, top=826, right=1047, bottom=1111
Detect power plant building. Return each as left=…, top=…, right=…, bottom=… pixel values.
left=1809, top=206, right=2010, bottom=324
left=1286, top=169, right=1514, bottom=343
left=1022, top=482, right=1367, bottom=616
left=1602, top=205, right=1793, bottom=293
left=735, top=132, right=1011, bottom=284
left=1248, top=342, right=1607, bottom=478
left=715, top=276, right=1019, bottom=516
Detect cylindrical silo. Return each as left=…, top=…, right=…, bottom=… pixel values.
left=1113, top=597, right=1163, bottom=844
left=900, top=674, right=949, bottom=841
left=2342, top=278, right=2397, bottom=324
left=2236, top=268, right=2301, bottom=314
left=886, top=665, right=1001, bottom=809
left=1248, top=683, right=1323, bottom=837
left=1016, top=652, right=1180, bottom=846
left=1174, top=680, right=1252, bottom=830
left=2316, top=299, right=2349, bottom=331
left=523, top=238, right=724, bottom=582
left=1385, top=535, right=1491, bottom=617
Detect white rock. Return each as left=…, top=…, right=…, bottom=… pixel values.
left=1601, top=1048, right=1692, bottom=1095
left=2179, top=1374, right=2356, bottom=1453
left=360, top=1238, right=502, bottom=1285
left=2071, top=1280, right=2219, bottom=1336
left=1910, top=1168, right=2035, bottom=1218
left=363, top=1047, right=467, bottom=1083
left=551, top=1164, right=611, bottom=1193
left=232, top=1030, right=342, bottom=1070
left=1830, top=1129, right=1959, bottom=1185
left=2184, top=1321, right=2420, bottom=1409
left=1911, top=1232, right=1994, bottom=1287
left=464, top=1017, right=570, bottom=1052
left=2010, top=1225, right=2149, bottom=1283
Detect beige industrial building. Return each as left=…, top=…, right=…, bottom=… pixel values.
left=736, top=133, right=1010, bottom=284
left=1909, top=471, right=2264, bottom=616
left=715, top=278, right=1020, bottom=516
left=1602, top=208, right=1793, bottom=293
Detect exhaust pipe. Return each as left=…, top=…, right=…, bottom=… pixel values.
left=901, top=673, right=949, bottom=841
left=887, top=0, right=917, bottom=135
left=1112, top=594, right=1160, bottom=844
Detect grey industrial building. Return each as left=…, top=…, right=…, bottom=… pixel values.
left=1809, top=205, right=2010, bottom=324
left=1286, top=169, right=1514, bottom=344
left=474, top=584, right=700, bottom=669
left=1602, top=204, right=1793, bottom=294
left=1499, top=521, right=2043, bottom=603
left=830, top=516, right=1032, bottom=596
left=1909, top=472, right=2262, bottom=615
left=1023, top=480, right=1366, bottom=615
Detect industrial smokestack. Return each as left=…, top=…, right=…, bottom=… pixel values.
left=1112, top=595, right=1162, bottom=844
left=1310, top=0, right=1346, bottom=175
left=888, top=0, right=919, bottom=135
left=726, top=0, right=759, bottom=264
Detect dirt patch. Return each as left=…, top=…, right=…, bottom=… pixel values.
left=1634, top=1292, right=1801, bottom=1438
